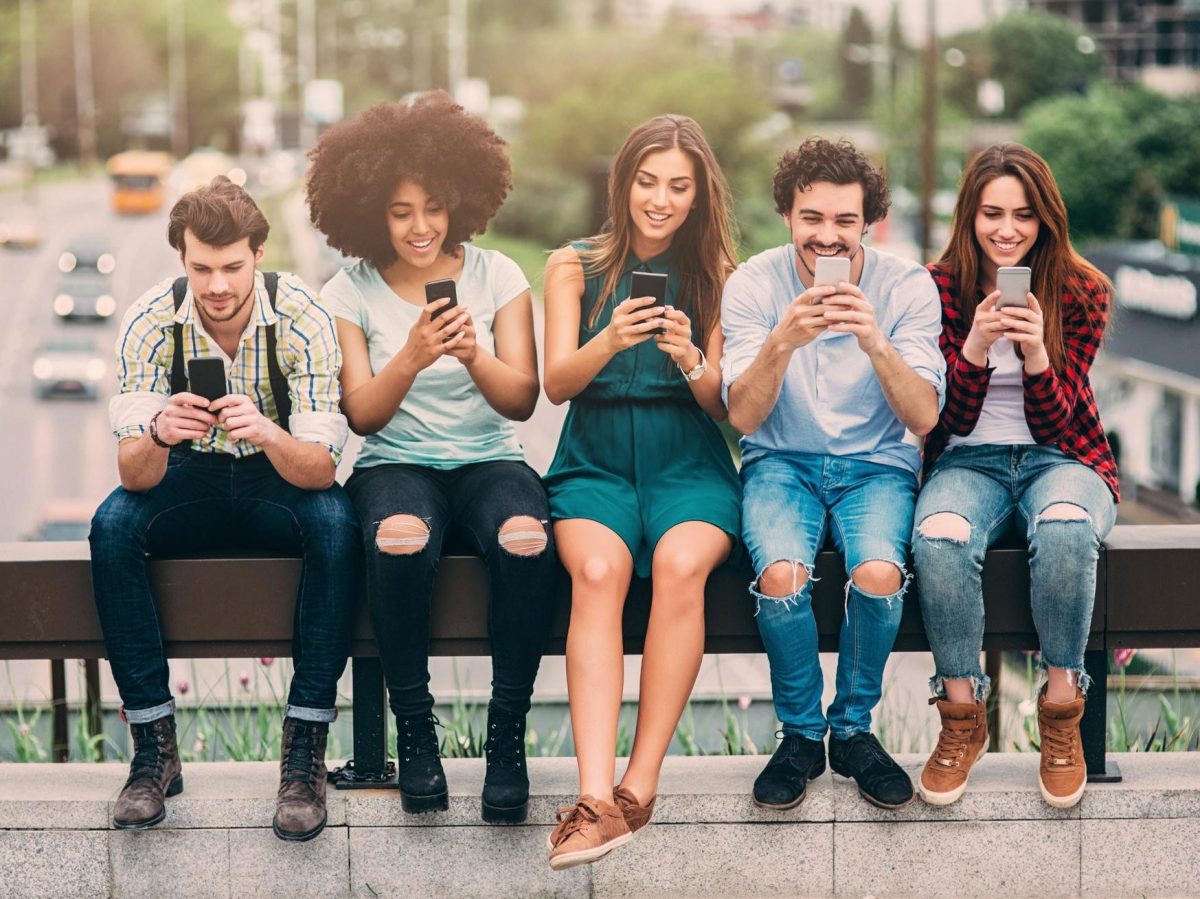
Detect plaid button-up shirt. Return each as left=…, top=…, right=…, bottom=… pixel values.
left=109, top=270, right=348, bottom=462
left=924, top=264, right=1119, bottom=501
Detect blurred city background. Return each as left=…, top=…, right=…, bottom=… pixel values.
left=1, top=0, right=1198, bottom=762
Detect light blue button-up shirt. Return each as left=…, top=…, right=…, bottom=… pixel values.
left=721, top=244, right=946, bottom=474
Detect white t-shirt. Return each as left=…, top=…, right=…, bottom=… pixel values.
left=321, top=244, right=529, bottom=469
left=947, top=337, right=1036, bottom=449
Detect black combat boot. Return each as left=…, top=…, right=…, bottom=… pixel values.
left=481, top=708, right=529, bottom=823
left=396, top=714, right=448, bottom=813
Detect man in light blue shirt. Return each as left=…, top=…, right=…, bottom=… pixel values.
left=722, top=138, right=945, bottom=812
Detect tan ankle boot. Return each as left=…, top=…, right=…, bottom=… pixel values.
left=918, top=697, right=988, bottom=806
left=1037, top=685, right=1086, bottom=808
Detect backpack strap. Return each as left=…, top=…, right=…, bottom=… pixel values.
left=170, top=277, right=189, bottom=396
left=262, top=272, right=292, bottom=433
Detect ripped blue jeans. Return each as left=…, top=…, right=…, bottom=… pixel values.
left=741, top=453, right=917, bottom=741
left=913, top=444, right=1116, bottom=700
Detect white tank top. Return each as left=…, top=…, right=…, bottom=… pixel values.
left=947, top=338, right=1036, bottom=449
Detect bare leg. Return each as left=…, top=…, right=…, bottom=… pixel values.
left=619, top=522, right=732, bottom=802
left=555, top=519, right=635, bottom=804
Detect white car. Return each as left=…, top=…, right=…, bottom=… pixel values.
left=53, top=273, right=117, bottom=321
left=32, top=338, right=108, bottom=400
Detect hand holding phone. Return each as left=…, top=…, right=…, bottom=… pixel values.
left=630, top=271, right=668, bottom=335
left=996, top=266, right=1031, bottom=309
left=186, top=356, right=227, bottom=404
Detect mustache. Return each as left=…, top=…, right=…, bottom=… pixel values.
left=200, top=294, right=237, bottom=302
left=803, top=242, right=850, bottom=254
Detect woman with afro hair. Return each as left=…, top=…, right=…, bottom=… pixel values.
left=541, top=115, right=742, bottom=870
left=306, top=91, right=557, bottom=825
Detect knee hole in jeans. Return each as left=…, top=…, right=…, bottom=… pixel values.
left=756, top=560, right=810, bottom=598
left=850, top=559, right=904, bottom=596
left=1035, top=502, right=1091, bottom=525
left=497, top=515, right=547, bottom=557
left=917, top=511, right=971, bottom=544
left=375, top=514, right=429, bottom=555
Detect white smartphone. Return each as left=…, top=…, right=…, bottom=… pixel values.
left=996, top=266, right=1031, bottom=309
left=812, top=255, right=851, bottom=305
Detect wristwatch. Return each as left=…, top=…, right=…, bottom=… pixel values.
left=148, top=411, right=173, bottom=448
left=679, top=348, right=708, bottom=382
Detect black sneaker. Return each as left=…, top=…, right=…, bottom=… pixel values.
left=396, top=714, right=448, bottom=813
left=828, top=732, right=914, bottom=809
left=752, top=734, right=827, bottom=810
left=481, top=708, right=529, bottom=824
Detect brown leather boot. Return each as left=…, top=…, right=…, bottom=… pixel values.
left=1038, top=685, right=1086, bottom=809
left=273, top=718, right=330, bottom=842
left=113, top=715, right=183, bottom=829
left=918, top=697, right=988, bottom=806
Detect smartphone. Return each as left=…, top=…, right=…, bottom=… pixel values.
left=186, top=357, right=227, bottom=404
left=812, top=255, right=851, bottom=304
left=424, top=278, right=459, bottom=320
left=630, top=270, right=668, bottom=335
left=996, top=266, right=1031, bottom=309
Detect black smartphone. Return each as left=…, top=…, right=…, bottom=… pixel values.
left=424, top=278, right=459, bottom=319
left=187, top=356, right=227, bottom=404
left=630, top=270, right=668, bottom=335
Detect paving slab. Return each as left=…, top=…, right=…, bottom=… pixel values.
left=1081, top=817, right=1200, bottom=897
left=229, top=826, right=350, bottom=898
left=0, top=830, right=109, bottom=898
left=110, top=828, right=230, bottom=899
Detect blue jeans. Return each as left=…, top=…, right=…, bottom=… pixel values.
left=345, top=460, right=557, bottom=720
left=912, top=444, right=1116, bottom=699
left=89, top=449, right=359, bottom=724
left=741, top=453, right=917, bottom=741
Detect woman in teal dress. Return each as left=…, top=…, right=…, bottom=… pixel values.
left=542, top=114, right=741, bottom=870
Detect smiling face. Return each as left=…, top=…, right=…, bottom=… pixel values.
left=783, top=180, right=866, bottom=274
left=181, top=230, right=263, bottom=327
left=385, top=179, right=450, bottom=271
left=974, top=174, right=1040, bottom=279
left=627, top=147, right=696, bottom=251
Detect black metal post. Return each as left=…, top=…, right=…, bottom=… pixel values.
left=331, top=656, right=395, bottom=788
left=1083, top=648, right=1121, bottom=782
left=51, top=659, right=68, bottom=762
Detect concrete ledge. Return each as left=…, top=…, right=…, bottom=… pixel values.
left=1, top=754, right=1199, bottom=897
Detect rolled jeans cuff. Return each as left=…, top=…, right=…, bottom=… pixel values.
left=123, top=700, right=175, bottom=725
left=285, top=704, right=338, bottom=724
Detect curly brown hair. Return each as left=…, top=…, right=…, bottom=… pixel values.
left=168, top=175, right=269, bottom=254
left=305, top=91, right=512, bottom=270
left=772, top=137, right=890, bottom=225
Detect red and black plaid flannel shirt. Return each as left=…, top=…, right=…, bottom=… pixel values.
left=923, top=264, right=1119, bottom=502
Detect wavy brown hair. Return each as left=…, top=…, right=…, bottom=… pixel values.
left=937, top=143, right=1110, bottom=373
left=305, top=91, right=512, bottom=270
left=573, top=114, right=738, bottom=349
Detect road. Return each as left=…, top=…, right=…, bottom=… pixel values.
left=0, top=179, right=180, bottom=541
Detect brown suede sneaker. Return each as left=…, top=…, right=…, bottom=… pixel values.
left=547, top=795, right=632, bottom=871
left=613, top=784, right=657, bottom=833
left=1037, top=686, right=1086, bottom=809
left=918, top=697, right=988, bottom=806
left=113, top=716, right=183, bottom=830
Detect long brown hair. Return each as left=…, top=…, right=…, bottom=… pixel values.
left=936, top=143, right=1110, bottom=373
left=574, top=114, right=738, bottom=349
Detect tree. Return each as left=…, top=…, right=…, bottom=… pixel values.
left=987, top=11, right=1102, bottom=116
left=840, top=6, right=874, bottom=117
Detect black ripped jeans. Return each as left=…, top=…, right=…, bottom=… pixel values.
left=345, top=460, right=558, bottom=719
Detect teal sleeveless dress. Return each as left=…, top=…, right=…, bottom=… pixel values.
left=544, top=244, right=741, bottom=577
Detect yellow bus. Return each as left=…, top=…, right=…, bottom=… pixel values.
left=106, top=151, right=174, bottom=215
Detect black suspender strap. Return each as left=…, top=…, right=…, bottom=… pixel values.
left=168, top=272, right=291, bottom=433
left=262, top=272, right=291, bottom=432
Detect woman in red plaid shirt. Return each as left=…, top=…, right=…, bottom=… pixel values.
left=912, top=144, right=1118, bottom=811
